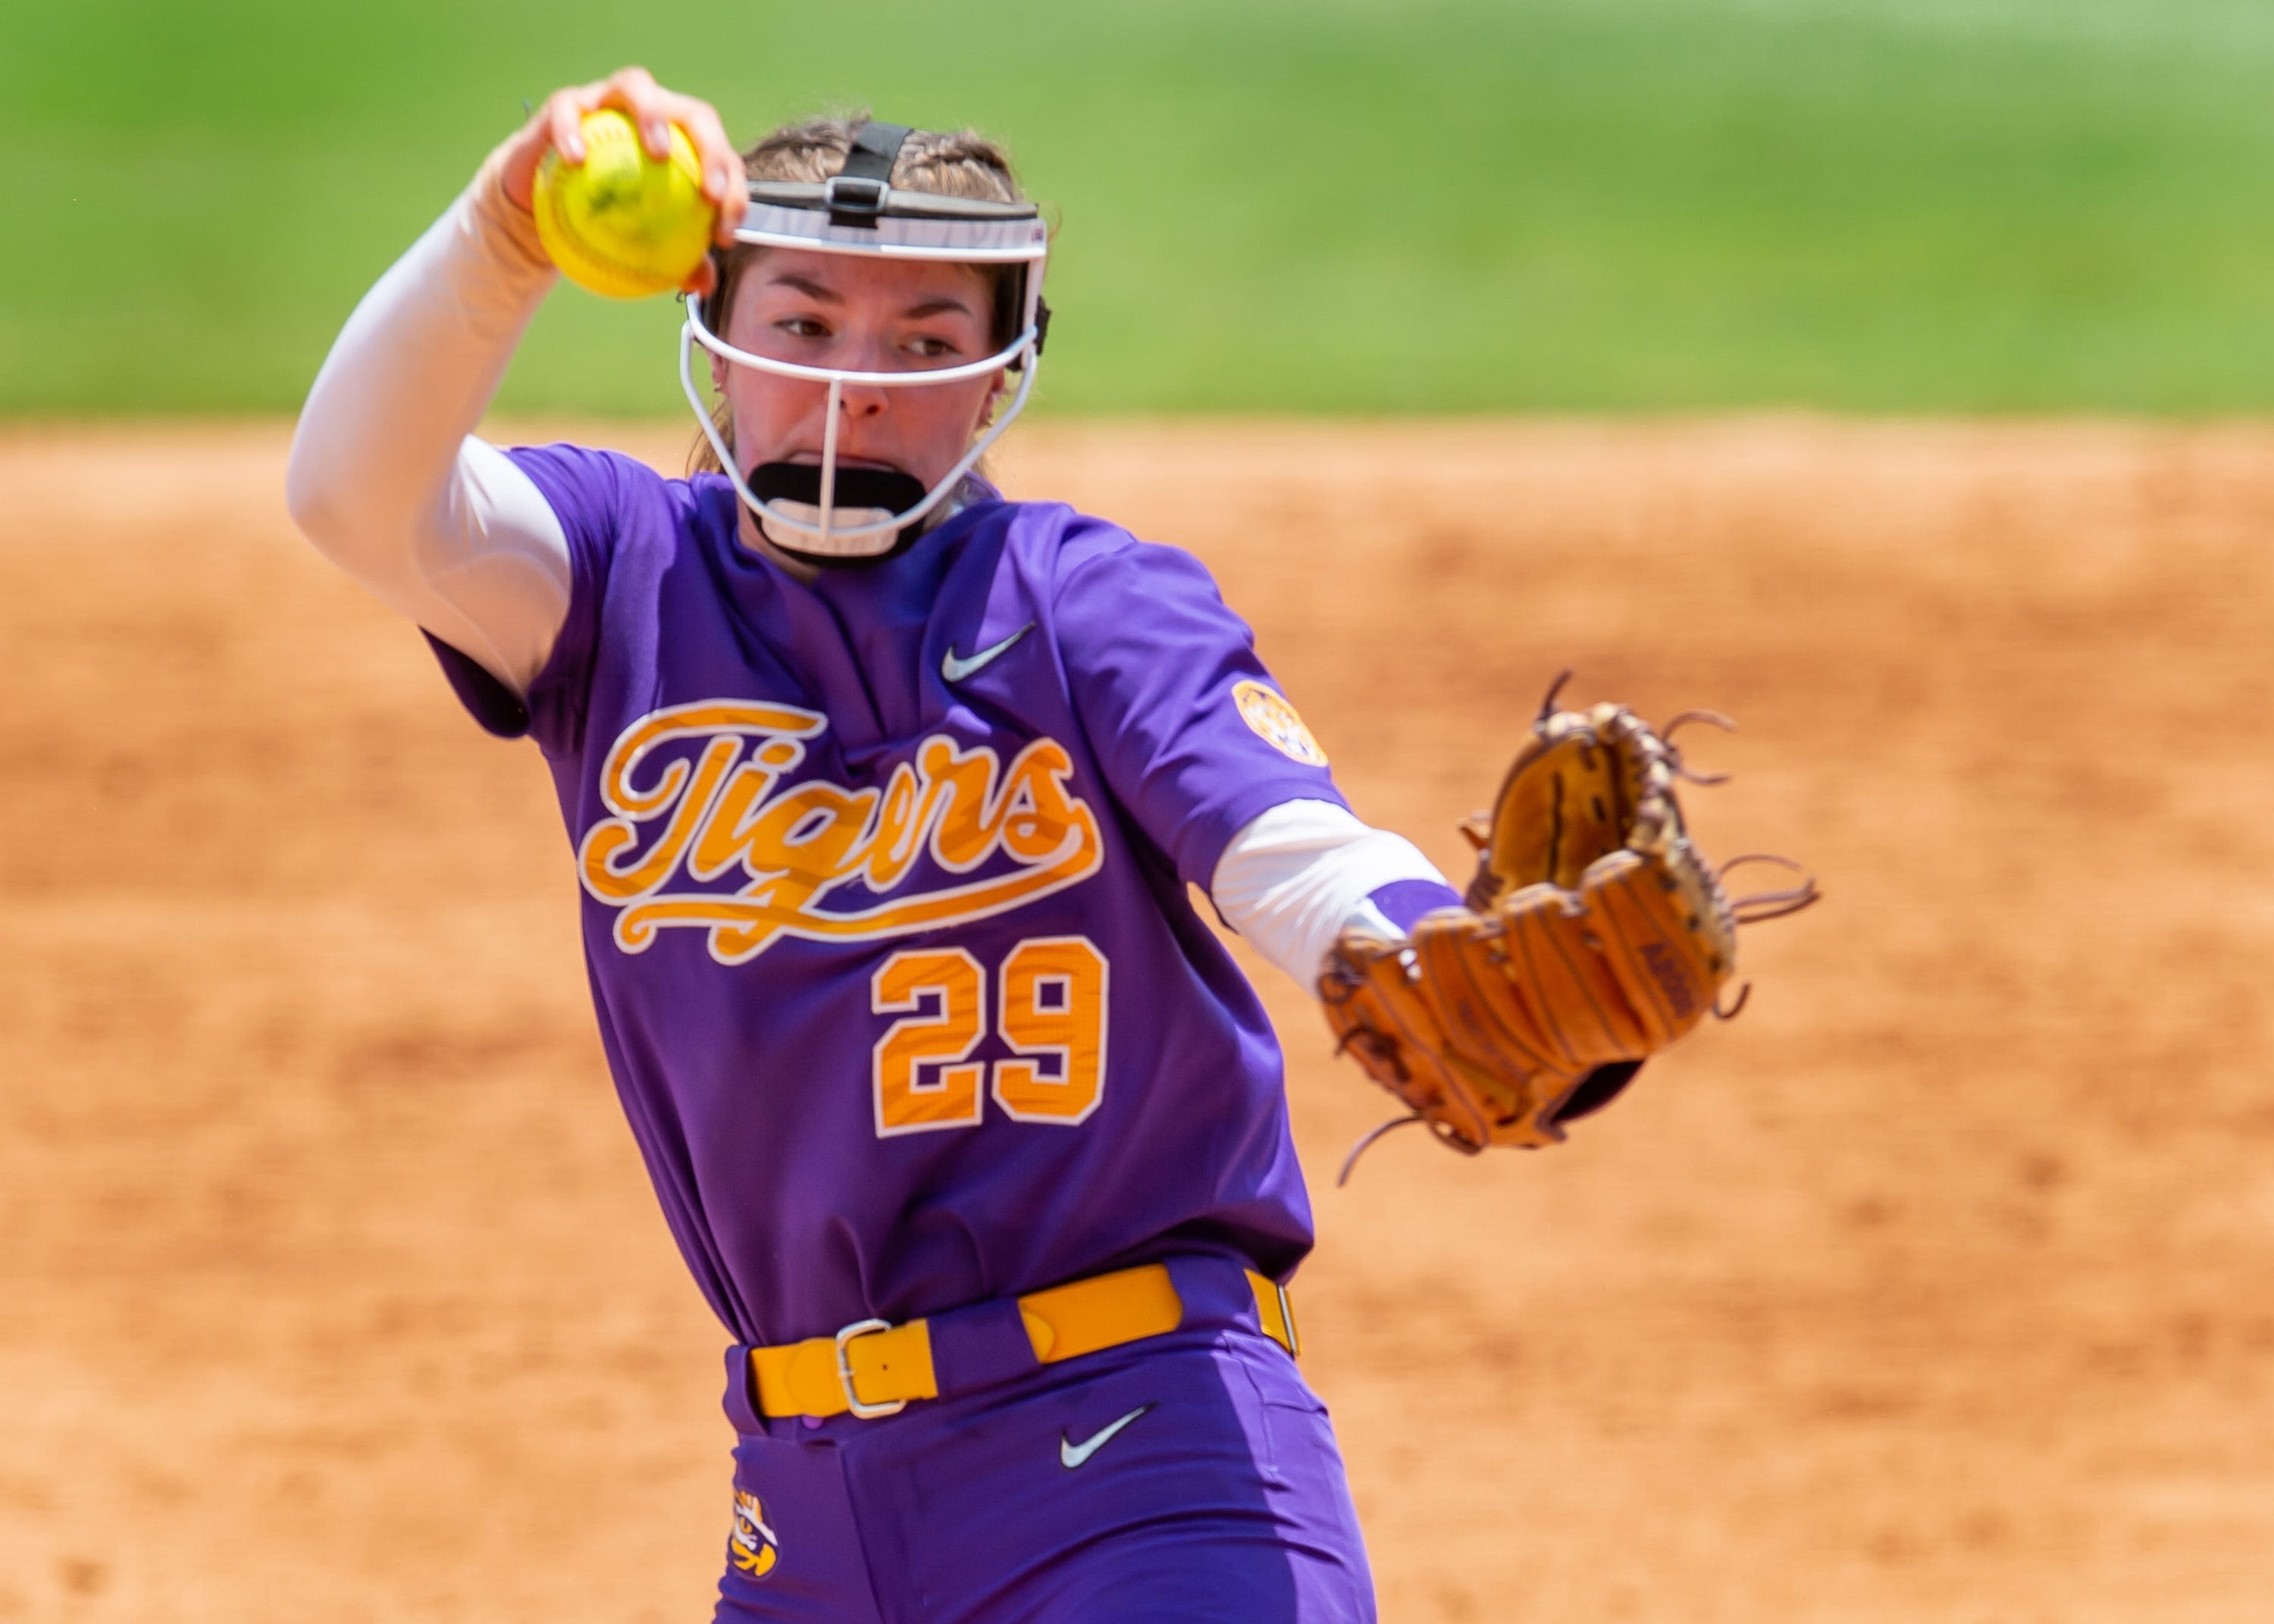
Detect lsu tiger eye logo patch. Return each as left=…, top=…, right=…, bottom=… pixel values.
left=1233, top=680, right=1328, bottom=766
left=729, top=1489, right=778, bottom=1579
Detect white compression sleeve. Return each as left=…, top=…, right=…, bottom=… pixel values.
left=1211, top=799, right=1452, bottom=997
left=285, top=152, right=571, bottom=696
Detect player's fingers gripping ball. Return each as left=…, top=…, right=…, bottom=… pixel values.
left=534, top=108, right=717, bottom=299
left=1320, top=676, right=1818, bottom=1157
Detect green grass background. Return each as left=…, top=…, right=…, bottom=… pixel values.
left=8, top=0, right=2274, bottom=415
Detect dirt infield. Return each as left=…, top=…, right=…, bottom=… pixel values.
left=6, top=419, right=2274, bottom=1622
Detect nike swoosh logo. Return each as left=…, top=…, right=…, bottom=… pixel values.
left=1060, top=1403, right=1154, bottom=1469
left=941, top=621, right=1034, bottom=684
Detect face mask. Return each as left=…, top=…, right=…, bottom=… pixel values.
left=681, top=120, right=1051, bottom=564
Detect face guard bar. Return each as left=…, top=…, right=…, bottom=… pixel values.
left=680, top=130, right=1051, bottom=559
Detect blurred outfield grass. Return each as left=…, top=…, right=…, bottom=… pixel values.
left=8, top=0, right=2274, bottom=415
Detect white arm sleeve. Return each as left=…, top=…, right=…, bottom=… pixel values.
left=1210, top=799, right=1453, bottom=997
left=284, top=157, right=572, bottom=696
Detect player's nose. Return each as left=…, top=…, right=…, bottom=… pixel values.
left=834, top=356, right=891, bottom=417
left=836, top=380, right=888, bottom=418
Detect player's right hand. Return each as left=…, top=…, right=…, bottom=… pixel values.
left=496, top=67, right=746, bottom=296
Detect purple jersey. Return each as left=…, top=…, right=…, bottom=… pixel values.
left=427, top=446, right=1348, bottom=1347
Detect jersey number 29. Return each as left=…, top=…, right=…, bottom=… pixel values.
left=869, top=937, right=1107, bottom=1137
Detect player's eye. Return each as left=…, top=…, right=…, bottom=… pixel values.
left=775, top=316, right=831, bottom=341
left=907, top=334, right=961, bottom=361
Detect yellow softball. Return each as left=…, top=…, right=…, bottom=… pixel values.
left=532, top=108, right=716, bottom=299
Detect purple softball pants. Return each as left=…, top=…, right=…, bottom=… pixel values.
left=712, top=1256, right=1377, bottom=1622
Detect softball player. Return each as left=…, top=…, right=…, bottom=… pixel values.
left=287, top=69, right=1471, bottom=1622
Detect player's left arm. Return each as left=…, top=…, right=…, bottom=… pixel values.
left=1051, top=535, right=1686, bottom=1157
left=1207, top=799, right=1459, bottom=996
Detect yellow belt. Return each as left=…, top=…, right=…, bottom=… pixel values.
left=749, top=1263, right=1299, bottom=1420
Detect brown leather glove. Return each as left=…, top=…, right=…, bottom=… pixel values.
left=1320, top=681, right=1812, bottom=1160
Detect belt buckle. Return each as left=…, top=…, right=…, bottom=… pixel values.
left=833, top=1318, right=907, bottom=1419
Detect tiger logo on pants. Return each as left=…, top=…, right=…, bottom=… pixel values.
left=729, top=1489, right=778, bottom=1579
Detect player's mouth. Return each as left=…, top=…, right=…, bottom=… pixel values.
left=782, top=451, right=906, bottom=474
left=747, top=458, right=926, bottom=521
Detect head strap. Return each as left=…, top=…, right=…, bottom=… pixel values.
left=828, top=120, right=913, bottom=227
left=841, top=120, right=912, bottom=181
